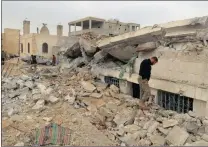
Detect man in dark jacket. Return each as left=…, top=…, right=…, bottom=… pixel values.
left=138, top=56, right=158, bottom=109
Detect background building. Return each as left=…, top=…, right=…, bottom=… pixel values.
left=68, top=16, right=140, bottom=36
left=2, top=28, right=20, bottom=56
left=20, top=20, right=69, bottom=58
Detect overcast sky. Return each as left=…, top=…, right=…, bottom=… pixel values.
left=2, top=1, right=208, bottom=36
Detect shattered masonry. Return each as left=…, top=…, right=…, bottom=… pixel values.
left=2, top=15, right=208, bottom=146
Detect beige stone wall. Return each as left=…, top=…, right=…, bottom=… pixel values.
left=20, top=33, right=36, bottom=57
left=3, top=28, right=20, bottom=55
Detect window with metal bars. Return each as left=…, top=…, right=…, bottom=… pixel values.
left=104, top=76, right=119, bottom=87
left=158, top=90, right=193, bottom=113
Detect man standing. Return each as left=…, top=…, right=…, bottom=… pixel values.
left=30, top=55, right=37, bottom=71
left=52, top=55, right=56, bottom=66
left=138, top=56, right=158, bottom=109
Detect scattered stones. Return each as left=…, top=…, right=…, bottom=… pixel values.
left=166, top=126, right=189, bottom=145
left=163, top=119, right=178, bottom=128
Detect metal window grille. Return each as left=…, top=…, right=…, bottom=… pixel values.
left=104, top=76, right=119, bottom=87
left=158, top=90, right=193, bottom=113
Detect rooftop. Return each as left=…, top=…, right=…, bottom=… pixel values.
left=68, top=16, right=106, bottom=25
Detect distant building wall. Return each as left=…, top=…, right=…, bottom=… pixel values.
left=3, top=28, right=20, bottom=55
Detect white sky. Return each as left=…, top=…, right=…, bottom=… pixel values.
left=2, top=1, right=208, bottom=36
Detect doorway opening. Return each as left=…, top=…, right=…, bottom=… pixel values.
left=132, top=83, right=140, bottom=99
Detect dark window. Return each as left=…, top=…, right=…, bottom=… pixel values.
left=21, top=43, right=23, bottom=53
left=104, top=76, right=119, bottom=87
left=28, top=43, right=30, bottom=53
left=158, top=90, right=193, bottom=113
left=42, top=43, right=48, bottom=53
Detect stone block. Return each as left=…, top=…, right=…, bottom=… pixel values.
left=166, top=126, right=189, bottom=145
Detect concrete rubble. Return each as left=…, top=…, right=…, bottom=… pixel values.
left=2, top=15, right=208, bottom=146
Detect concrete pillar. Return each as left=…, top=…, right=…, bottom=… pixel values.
left=81, top=21, right=83, bottom=33
left=74, top=23, right=76, bottom=35
left=129, top=25, right=132, bottom=32
left=119, top=79, right=132, bottom=95
left=89, top=19, right=92, bottom=29
left=69, top=24, right=71, bottom=33
left=57, top=25, right=63, bottom=36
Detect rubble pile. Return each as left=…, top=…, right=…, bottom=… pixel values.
left=2, top=16, right=208, bottom=146
left=2, top=65, right=208, bottom=146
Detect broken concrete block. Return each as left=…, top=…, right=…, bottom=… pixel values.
left=110, top=84, right=119, bottom=93
left=162, top=119, right=178, bottom=128
left=99, top=107, right=113, bottom=118
left=21, top=75, right=30, bottom=81
left=81, top=81, right=96, bottom=92
left=90, top=93, right=103, bottom=99
left=32, top=89, right=41, bottom=95
left=138, top=138, right=151, bottom=146
left=137, top=130, right=147, bottom=138
left=14, top=142, right=24, bottom=146
left=46, top=87, right=53, bottom=95
left=119, top=133, right=138, bottom=146
left=166, top=126, right=189, bottom=145
left=157, top=127, right=169, bottom=135
left=113, top=108, right=135, bottom=126
left=64, top=42, right=81, bottom=58
left=186, top=121, right=199, bottom=134
left=202, top=134, right=208, bottom=142
left=79, top=38, right=96, bottom=55
left=43, top=117, right=53, bottom=122
left=150, top=135, right=165, bottom=146
left=123, top=124, right=140, bottom=133
left=185, top=140, right=208, bottom=146
left=203, top=120, right=208, bottom=126
left=64, top=94, right=75, bottom=105
left=148, top=121, right=159, bottom=133
left=32, top=99, right=45, bottom=110
left=48, top=96, right=59, bottom=104
left=24, top=81, right=34, bottom=89
left=8, top=108, right=14, bottom=117
left=8, top=90, right=21, bottom=98
left=136, top=42, right=158, bottom=52
left=36, top=83, right=46, bottom=94
left=188, top=111, right=197, bottom=118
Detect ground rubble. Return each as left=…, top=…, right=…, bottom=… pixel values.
left=2, top=64, right=208, bottom=146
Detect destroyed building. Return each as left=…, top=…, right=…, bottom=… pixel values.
left=91, top=16, right=208, bottom=117
left=68, top=16, right=140, bottom=36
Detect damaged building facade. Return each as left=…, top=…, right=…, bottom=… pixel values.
left=92, top=16, right=208, bottom=117
left=68, top=16, right=140, bottom=36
